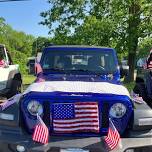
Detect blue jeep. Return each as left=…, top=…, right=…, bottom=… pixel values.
left=0, top=46, right=152, bottom=152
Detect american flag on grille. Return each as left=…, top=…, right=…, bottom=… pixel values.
left=53, top=102, right=99, bottom=133
left=105, top=119, right=120, bottom=150
left=32, top=114, right=49, bottom=144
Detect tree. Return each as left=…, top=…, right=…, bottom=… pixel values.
left=0, top=17, right=35, bottom=74
left=41, top=0, right=152, bottom=82
left=138, top=37, right=152, bottom=58
left=32, top=37, right=51, bottom=55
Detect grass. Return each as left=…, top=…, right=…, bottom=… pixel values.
left=123, top=82, right=135, bottom=93
left=23, top=74, right=36, bottom=85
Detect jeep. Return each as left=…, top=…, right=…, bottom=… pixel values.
left=134, top=58, right=152, bottom=107
left=0, top=46, right=152, bottom=152
left=0, top=44, right=22, bottom=99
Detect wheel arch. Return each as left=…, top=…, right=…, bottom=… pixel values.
left=13, top=72, right=22, bottom=83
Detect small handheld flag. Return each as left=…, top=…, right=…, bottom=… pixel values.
left=130, top=91, right=144, bottom=104
left=32, top=114, right=49, bottom=144
left=105, top=118, right=120, bottom=150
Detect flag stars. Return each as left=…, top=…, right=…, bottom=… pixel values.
left=53, top=103, right=74, bottom=119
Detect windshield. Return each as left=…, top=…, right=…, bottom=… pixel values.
left=41, top=49, right=117, bottom=74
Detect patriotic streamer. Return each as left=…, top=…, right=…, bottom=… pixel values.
left=0, top=94, right=21, bottom=110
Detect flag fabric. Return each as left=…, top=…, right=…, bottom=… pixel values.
left=24, top=81, right=130, bottom=98
left=53, top=102, right=99, bottom=133
left=105, top=119, right=120, bottom=150
left=32, top=114, right=49, bottom=144
left=0, top=94, right=21, bottom=110
left=130, top=91, right=144, bottom=104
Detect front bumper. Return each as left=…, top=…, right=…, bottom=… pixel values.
left=0, top=128, right=152, bottom=152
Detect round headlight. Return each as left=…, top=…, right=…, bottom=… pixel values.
left=109, top=103, right=126, bottom=118
left=27, top=100, right=43, bottom=116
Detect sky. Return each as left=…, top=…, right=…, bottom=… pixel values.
left=0, top=0, right=50, bottom=37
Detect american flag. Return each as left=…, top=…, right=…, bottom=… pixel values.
left=32, top=114, right=49, bottom=144
left=53, top=102, right=99, bottom=133
left=105, top=119, right=120, bottom=150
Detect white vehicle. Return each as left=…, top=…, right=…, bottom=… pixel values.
left=0, top=44, right=22, bottom=99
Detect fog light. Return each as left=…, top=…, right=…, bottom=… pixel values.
left=16, top=145, right=25, bottom=152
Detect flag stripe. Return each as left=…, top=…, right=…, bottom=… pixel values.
left=75, top=109, right=98, bottom=112
left=54, top=124, right=99, bottom=128
left=76, top=114, right=98, bottom=117
left=54, top=127, right=99, bottom=131
left=75, top=107, right=99, bottom=110
left=54, top=129, right=99, bottom=133
left=54, top=121, right=98, bottom=127
left=53, top=118, right=98, bottom=123
left=54, top=120, right=98, bottom=125
left=54, top=116, right=98, bottom=120
left=75, top=102, right=98, bottom=105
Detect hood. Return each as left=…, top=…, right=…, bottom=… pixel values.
left=24, top=81, right=130, bottom=97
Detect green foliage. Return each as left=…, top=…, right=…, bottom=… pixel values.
left=41, top=0, right=152, bottom=82
left=124, top=82, right=135, bottom=93
left=0, top=17, right=35, bottom=74
left=138, top=37, right=152, bottom=58
left=23, top=75, right=36, bottom=85
left=32, top=37, right=52, bottom=55
left=11, top=51, right=28, bottom=74
left=73, top=16, right=116, bottom=47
